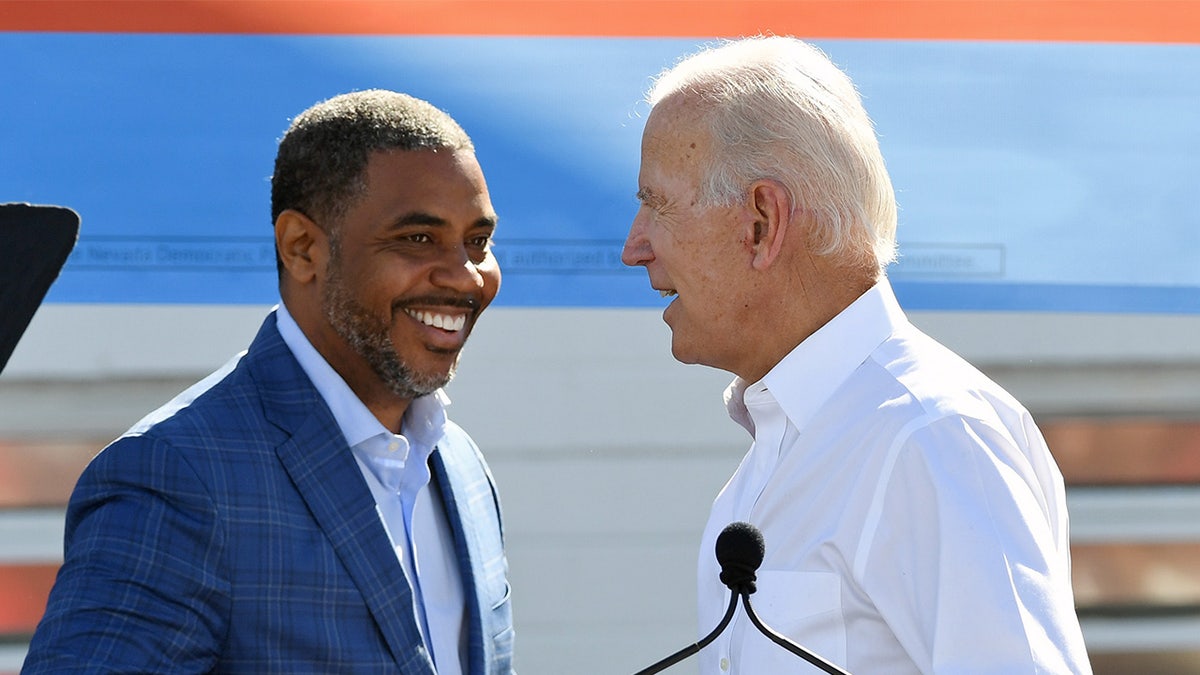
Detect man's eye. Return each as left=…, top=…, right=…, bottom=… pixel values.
left=468, top=236, right=492, bottom=248
left=406, top=233, right=433, bottom=243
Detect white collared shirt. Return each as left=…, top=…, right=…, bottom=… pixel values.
left=276, top=304, right=466, bottom=674
left=699, top=279, right=1091, bottom=674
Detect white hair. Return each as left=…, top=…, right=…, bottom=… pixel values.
left=648, top=36, right=898, bottom=275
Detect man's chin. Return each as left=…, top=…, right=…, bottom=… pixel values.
left=669, top=335, right=718, bottom=370
left=669, top=341, right=697, bottom=366
left=385, top=378, right=449, bottom=400
left=391, top=359, right=458, bottom=398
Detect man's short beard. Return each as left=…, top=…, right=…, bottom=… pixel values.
left=322, top=241, right=456, bottom=399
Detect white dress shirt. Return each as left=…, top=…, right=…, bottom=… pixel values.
left=698, top=280, right=1091, bottom=674
left=276, top=304, right=466, bottom=674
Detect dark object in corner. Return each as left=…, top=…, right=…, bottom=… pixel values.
left=0, top=203, right=80, bottom=374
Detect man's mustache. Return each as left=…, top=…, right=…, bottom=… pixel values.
left=394, top=296, right=481, bottom=312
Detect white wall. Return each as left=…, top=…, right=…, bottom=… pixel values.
left=4, top=304, right=1200, bottom=673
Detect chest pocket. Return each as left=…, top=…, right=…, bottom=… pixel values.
left=739, top=570, right=846, bottom=673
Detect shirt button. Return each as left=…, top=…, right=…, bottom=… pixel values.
left=387, top=441, right=400, bottom=453
left=720, top=657, right=729, bottom=671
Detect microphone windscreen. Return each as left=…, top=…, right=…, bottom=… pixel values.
left=715, top=521, right=765, bottom=594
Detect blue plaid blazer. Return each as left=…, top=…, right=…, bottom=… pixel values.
left=23, top=313, right=514, bottom=674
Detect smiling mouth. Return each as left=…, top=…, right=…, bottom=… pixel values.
left=404, top=309, right=468, bottom=332
left=658, top=289, right=677, bottom=298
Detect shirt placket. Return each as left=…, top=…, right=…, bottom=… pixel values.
left=721, top=390, right=786, bottom=674
left=360, top=434, right=434, bottom=649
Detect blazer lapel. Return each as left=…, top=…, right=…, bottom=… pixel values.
left=431, top=442, right=507, bottom=675
left=251, top=314, right=436, bottom=673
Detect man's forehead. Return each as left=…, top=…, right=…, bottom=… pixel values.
left=648, top=90, right=709, bottom=126
left=645, top=101, right=712, bottom=155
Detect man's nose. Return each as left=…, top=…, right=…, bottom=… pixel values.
left=431, top=244, right=486, bottom=292
left=621, top=213, right=653, bottom=267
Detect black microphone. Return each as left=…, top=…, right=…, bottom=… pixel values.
left=715, top=521, right=764, bottom=595
left=719, top=522, right=850, bottom=675
left=633, top=522, right=851, bottom=675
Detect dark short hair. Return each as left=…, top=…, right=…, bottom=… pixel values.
left=270, top=90, right=474, bottom=272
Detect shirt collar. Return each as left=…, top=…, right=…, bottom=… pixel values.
left=725, top=278, right=908, bottom=437
left=275, top=302, right=451, bottom=451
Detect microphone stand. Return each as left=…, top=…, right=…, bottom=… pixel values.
left=632, top=590, right=738, bottom=675
left=631, top=522, right=852, bottom=674
left=739, top=593, right=849, bottom=675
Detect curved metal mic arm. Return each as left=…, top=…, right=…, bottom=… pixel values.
left=631, top=521, right=853, bottom=674
left=632, top=590, right=739, bottom=675
left=739, top=592, right=851, bottom=675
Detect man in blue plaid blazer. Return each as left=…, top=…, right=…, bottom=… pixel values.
left=24, top=91, right=515, bottom=674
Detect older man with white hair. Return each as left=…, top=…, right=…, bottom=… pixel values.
left=623, top=36, right=1091, bottom=674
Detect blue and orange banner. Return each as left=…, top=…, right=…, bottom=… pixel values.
left=3, top=1, right=1199, bottom=42
left=3, top=1, right=1199, bottom=311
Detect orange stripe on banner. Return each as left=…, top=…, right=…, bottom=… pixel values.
left=0, top=1, right=1198, bottom=43
left=0, top=563, right=58, bottom=636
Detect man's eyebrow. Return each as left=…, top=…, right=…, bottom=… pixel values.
left=386, top=212, right=499, bottom=229
left=388, top=212, right=446, bottom=229
left=635, top=187, right=659, bottom=204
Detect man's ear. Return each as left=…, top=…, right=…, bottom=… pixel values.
left=274, top=209, right=327, bottom=285
left=749, top=180, right=792, bottom=271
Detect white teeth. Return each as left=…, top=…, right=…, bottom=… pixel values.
left=406, top=309, right=467, bottom=332
left=659, top=289, right=677, bottom=298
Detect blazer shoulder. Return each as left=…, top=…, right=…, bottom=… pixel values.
left=126, top=350, right=248, bottom=436
left=126, top=312, right=314, bottom=439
